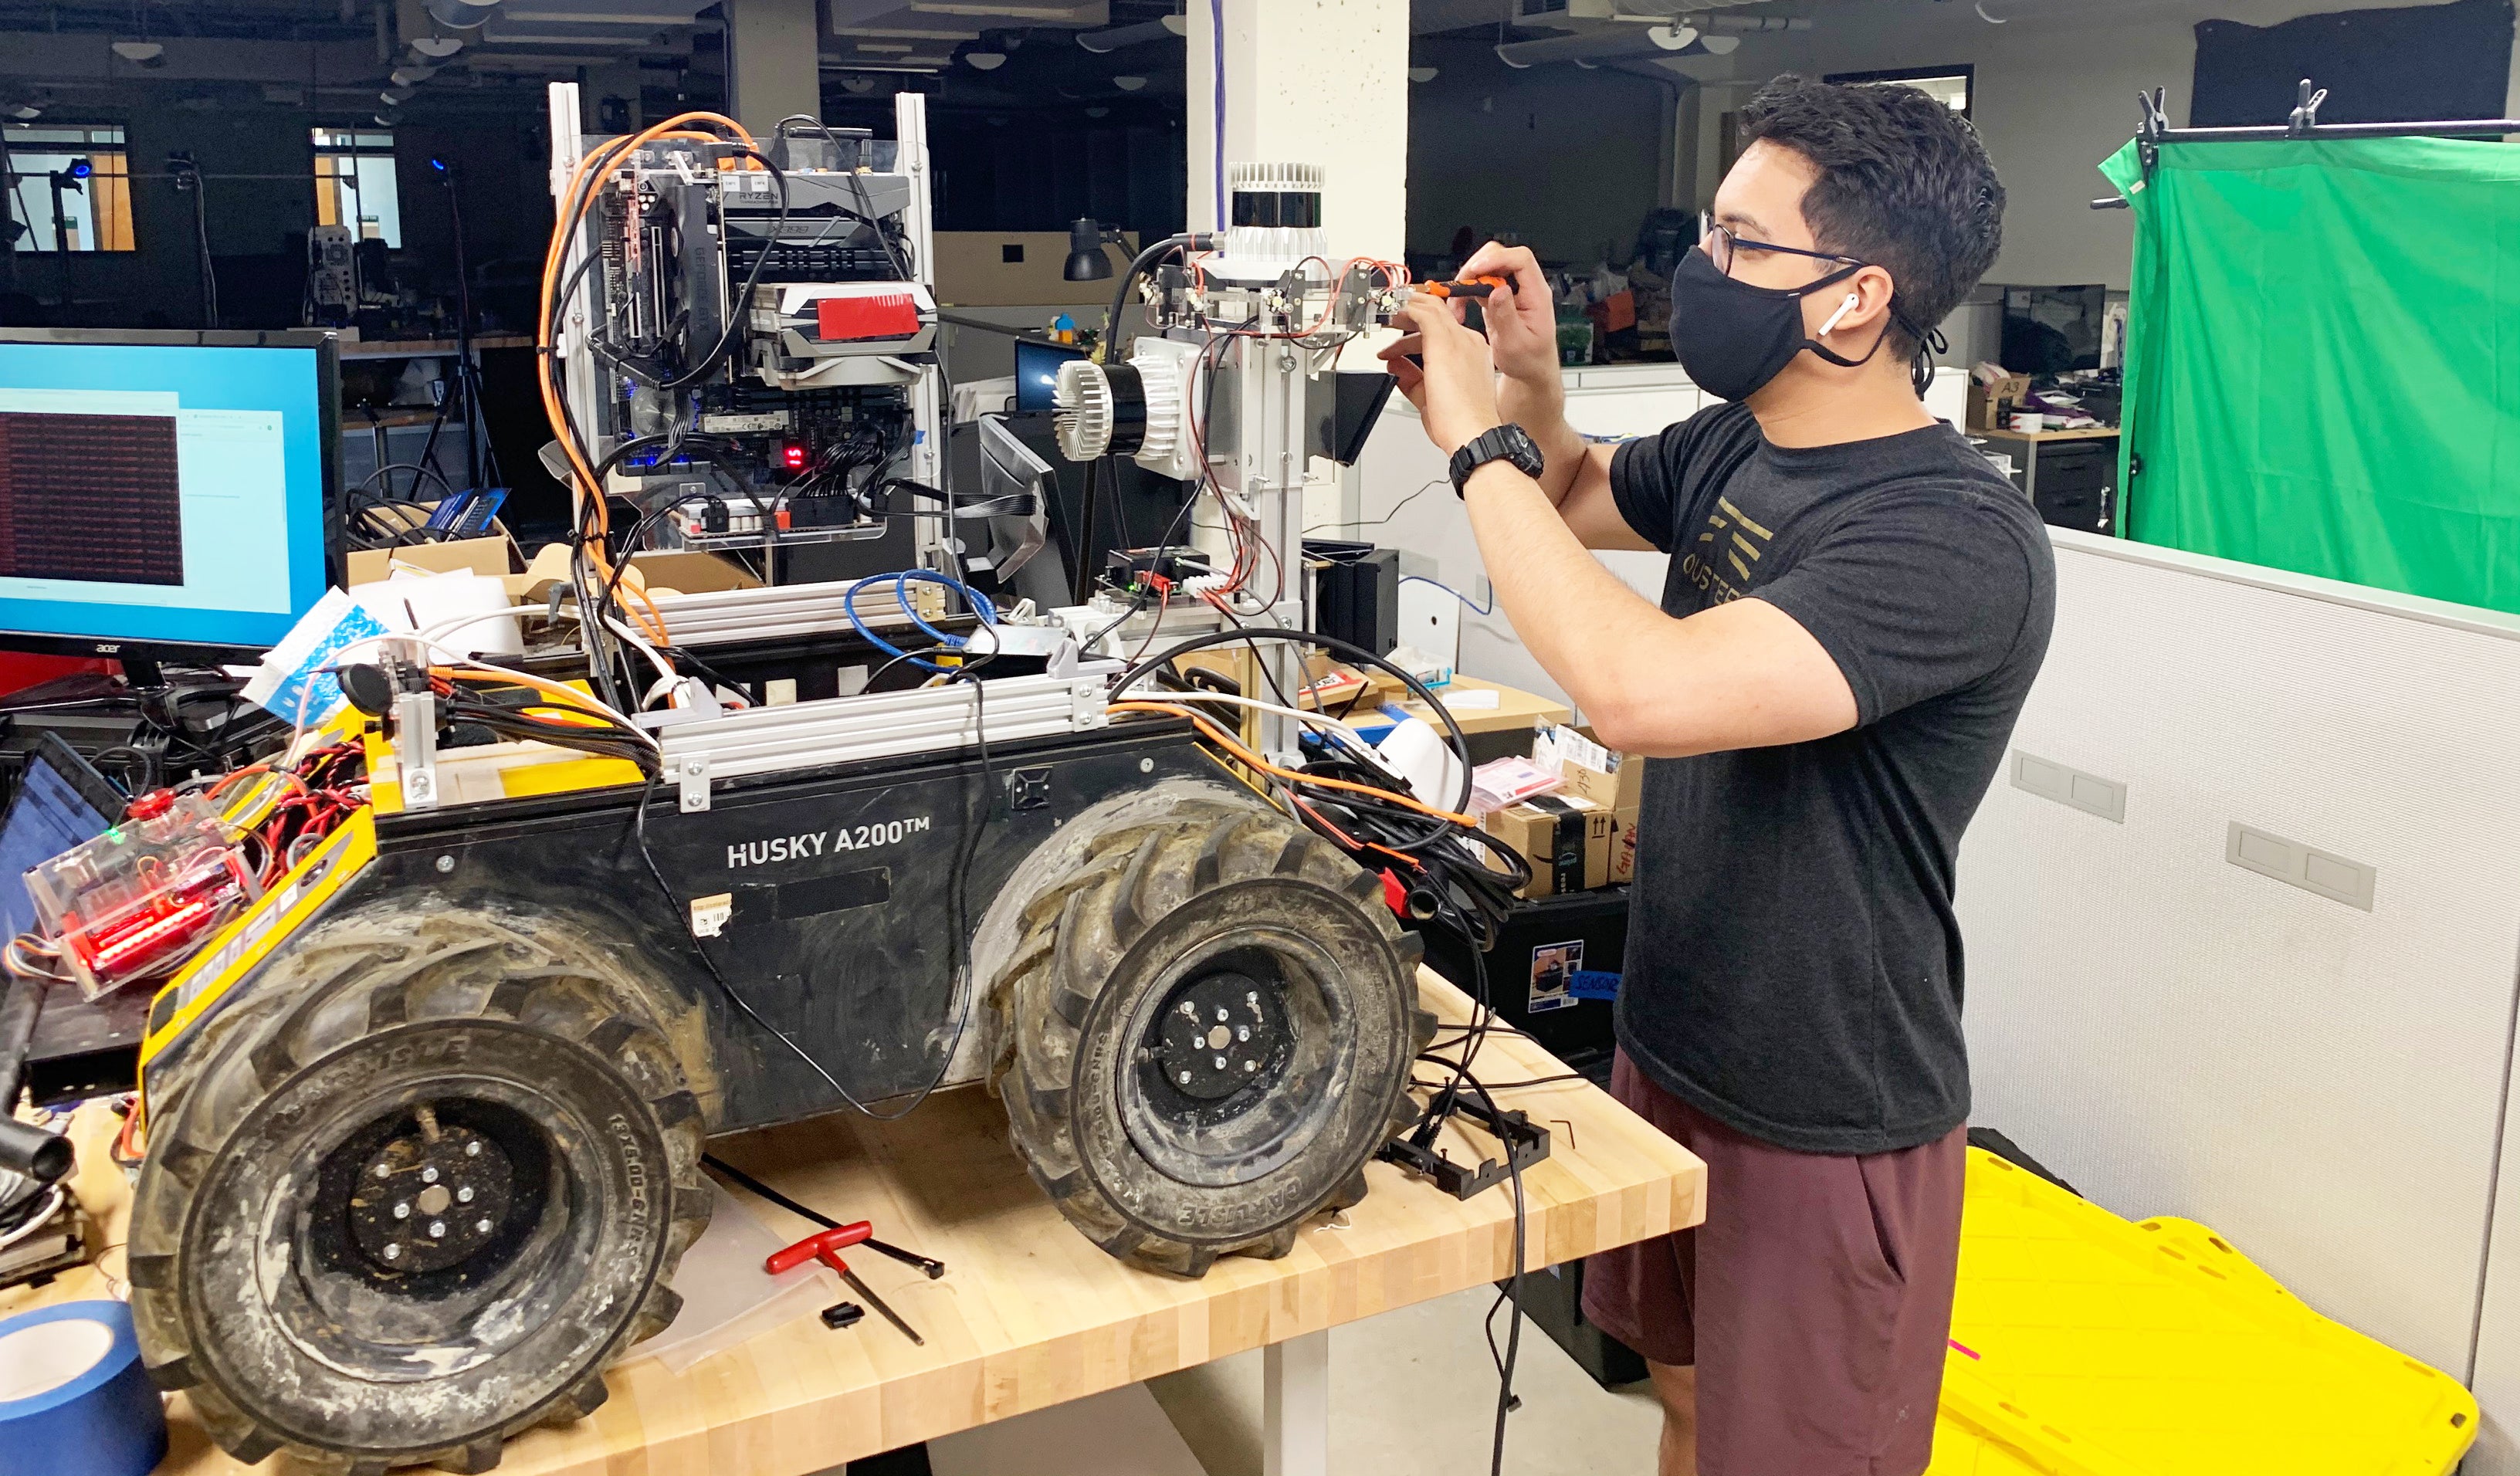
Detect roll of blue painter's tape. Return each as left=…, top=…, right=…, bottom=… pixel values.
left=0, top=1299, right=168, bottom=1476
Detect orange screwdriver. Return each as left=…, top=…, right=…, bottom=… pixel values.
left=1423, top=275, right=1517, bottom=300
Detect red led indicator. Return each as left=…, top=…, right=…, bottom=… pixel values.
left=781, top=444, right=808, bottom=471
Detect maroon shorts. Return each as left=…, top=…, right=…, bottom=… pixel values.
left=1581, top=1051, right=1966, bottom=1476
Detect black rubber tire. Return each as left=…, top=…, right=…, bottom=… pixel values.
left=127, top=902, right=713, bottom=1476
left=991, top=793, right=1432, bottom=1276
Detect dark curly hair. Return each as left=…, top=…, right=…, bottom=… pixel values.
left=1739, top=74, right=2007, bottom=359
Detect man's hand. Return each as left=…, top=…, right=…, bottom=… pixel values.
left=1381, top=293, right=1503, bottom=457
left=1456, top=242, right=1560, bottom=390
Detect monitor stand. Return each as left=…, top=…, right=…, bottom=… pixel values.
left=116, top=654, right=167, bottom=692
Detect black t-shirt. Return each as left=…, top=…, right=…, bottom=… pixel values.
left=1607, top=401, right=2055, bottom=1155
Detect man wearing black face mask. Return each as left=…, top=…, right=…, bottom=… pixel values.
left=1380, top=76, right=2052, bottom=1476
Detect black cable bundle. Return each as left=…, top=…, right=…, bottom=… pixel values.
left=436, top=686, right=660, bottom=774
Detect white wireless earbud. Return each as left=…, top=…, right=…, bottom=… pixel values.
left=1818, top=292, right=1861, bottom=337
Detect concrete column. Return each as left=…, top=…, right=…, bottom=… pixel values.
left=1185, top=0, right=1411, bottom=261
left=724, top=0, right=821, bottom=137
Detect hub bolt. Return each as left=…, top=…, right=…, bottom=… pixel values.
left=466, top=1141, right=483, bottom=1157
left=393, top=1202, right=410, bottom=1220
left=457, top=1187, right=474, bottom=1204
left=421, top=1166, right=439, bottom=1183
left=383, top=1244, right=401, bottom=1261
left=429, top=1222, right=446, bottom=1239
left=1212, top=1055, right=1227, bottom=1069
left=1177, top=1071, right=1191, bottom=1085
left=476, top=1219, right=493, bottom=1234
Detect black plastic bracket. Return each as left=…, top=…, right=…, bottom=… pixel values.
left=1380, top=1092, right=1551, bottom=1200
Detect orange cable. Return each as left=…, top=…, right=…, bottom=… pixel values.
left=1109, top=701, right=1478, bottom=828
left=539, top=113, right=757, bottom=648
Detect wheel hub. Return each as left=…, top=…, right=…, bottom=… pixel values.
left=346, top=1105, right=517, bottom=1275
left=1146, top=969, right=1286, bottom=1103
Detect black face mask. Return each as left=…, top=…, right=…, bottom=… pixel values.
left=1668, top=248, right=1886, bottom=403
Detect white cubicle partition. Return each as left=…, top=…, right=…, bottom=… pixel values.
left=1958, top=531, right=2520, bottom=1469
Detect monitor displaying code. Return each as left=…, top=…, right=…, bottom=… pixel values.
left=0, top=340, right=329, bottom=651
left=0, top=411, right=186, bottom=585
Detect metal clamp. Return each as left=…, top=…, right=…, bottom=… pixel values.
left=676, top=753, right=711, bottom=814
left=395, top=689, right=440, bottom=812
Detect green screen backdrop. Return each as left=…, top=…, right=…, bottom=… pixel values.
left=2104, top=136, right=2520, bottom=613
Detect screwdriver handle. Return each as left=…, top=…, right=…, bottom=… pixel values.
left=766, top=1220, right=873, bottom=1275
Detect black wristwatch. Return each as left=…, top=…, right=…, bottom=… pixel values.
left=1449, top=423, right=1546, bottom=497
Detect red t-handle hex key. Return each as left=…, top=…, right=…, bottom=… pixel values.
left=767, top=1224, right=925, bottom=1346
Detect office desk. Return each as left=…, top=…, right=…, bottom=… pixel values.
left=1978, top=428, right=2120, bottom=534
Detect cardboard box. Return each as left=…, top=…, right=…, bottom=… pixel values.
left=345, top=534, right=513, bottom=587
left=1537, top=723, right=1644, bottom=811
left=622, top=550, right=761, bottom=595
left=1560, top=753, right=1641, bottom=811
left=1967, top=373, right=2032, bottom=433
left=1300, top=653, right=1407, bottom=711
left=1483, top=794, right=1612, bottom=899
left=1611, top=805, right=1640, bottom=885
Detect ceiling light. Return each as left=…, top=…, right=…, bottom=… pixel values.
left=1113, top=75, right=1147, bottom=91
left=841, top=76, right=879, bottom=93
left=410, top=36, right=466, bottom=59
left=1085, top=106, right=1109, bottom=118
left=6, top=103, right=42, bottom=121
left=422, top=0, right=502, bottom=31
left=1495, top=22, right=1695, bottom=68
left=1408, top=66, right=1438, bottom=83
left=391, top=65, right=438, bottom=86
left=381, top=86, right=415, bottom=104
left=1697, top=34, right=1739, bottom=55
left=374, top=110, right=401, bottom=126
left=110, top=39, right=165, bottom=65
left=1076, top=15, right=1187, bottom=53
left=964, top=49, right=1008, bottom=69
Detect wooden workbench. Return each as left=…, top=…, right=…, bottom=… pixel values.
left=11, top=973, right=1701, bottom=1476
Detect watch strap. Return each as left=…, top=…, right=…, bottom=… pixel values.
left=1449, top=424, right=1544, bottom=497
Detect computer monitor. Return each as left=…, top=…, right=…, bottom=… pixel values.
left=1014, top=339, right=1086, bottom=414
left=0, top=734, right=120, bottom=941
left=1999, top=286, right=2106, bottom=375
left=0, top=329, right=338, bottom=658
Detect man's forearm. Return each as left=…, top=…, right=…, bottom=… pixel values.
left=1495, top=374, right=1587, bottom=506
left=1459, top=459, right=1670, bottom=726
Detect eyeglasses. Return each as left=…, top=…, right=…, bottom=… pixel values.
left=1699, top=210, right=1865, bottom=281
